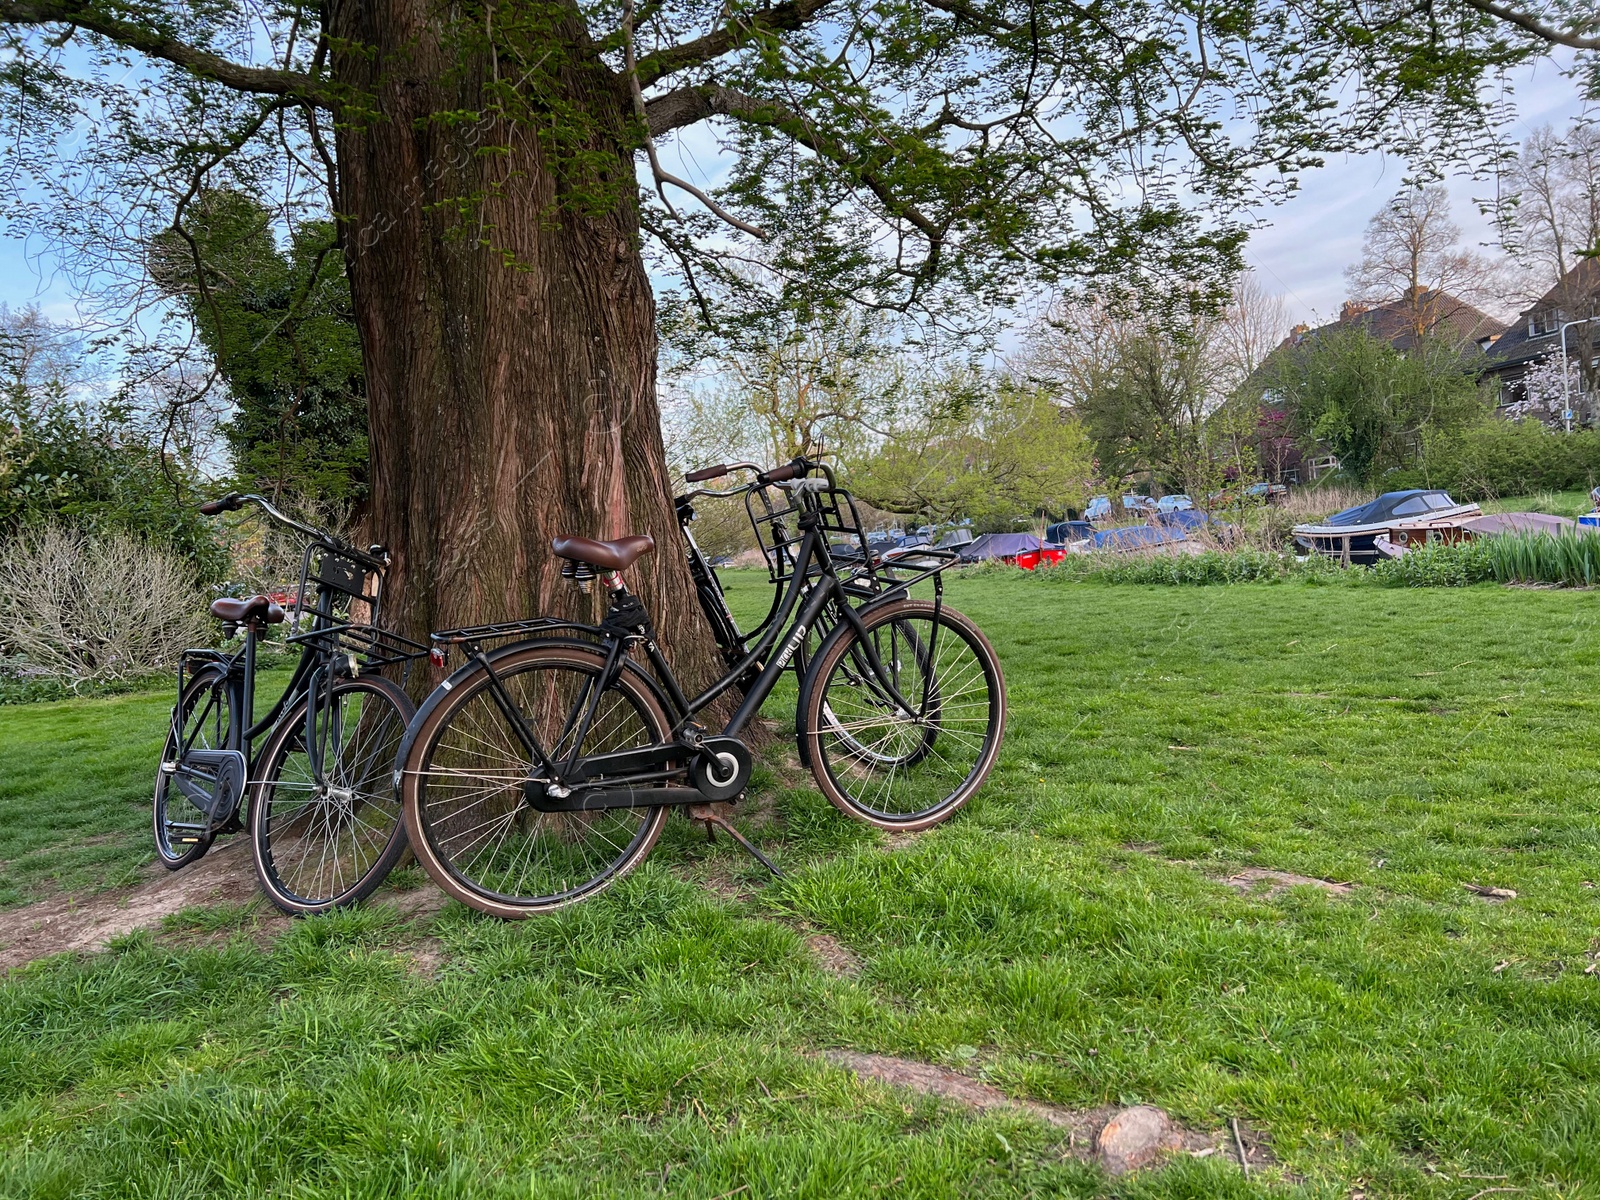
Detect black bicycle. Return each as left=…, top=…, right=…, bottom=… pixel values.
left=396, top=458, right=1006, bottom=918
left=154, top=493, right=425, bottom=915
left=677, top=461, right=945, bottom=763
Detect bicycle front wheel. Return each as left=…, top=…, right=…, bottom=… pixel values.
left=249, top=675, right=414, bottom=915
left=802, top=599, right=1005, bottom=831
left=399, top=643, right=672, bottom=919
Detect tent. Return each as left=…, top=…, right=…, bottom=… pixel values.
left=957, top=533, right=1065, bottom=569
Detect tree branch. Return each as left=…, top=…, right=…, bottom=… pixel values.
left=0, top=0, right=337, bottom=104
left=624, top=0, right=767, bottom=238
left=636, top=0, right=835, bottom=88
left=646, top=83, right=943, bottom=244
left=1455, top=0, right=1600, bottom=49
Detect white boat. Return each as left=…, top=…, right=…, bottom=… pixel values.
left=1293, top=490, right=1480, bottom=564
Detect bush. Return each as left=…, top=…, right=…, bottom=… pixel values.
left=1038, top=547, right=1332, bottom=585
left=0, top=524, right=209, bottom=686
left=1395, top=421, right=1600, bottom=500
left=1367, top=538, right=1495, bottom=587
left=1, top=389, right=227, bottom=583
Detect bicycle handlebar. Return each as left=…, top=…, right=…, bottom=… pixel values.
left=685, top=462, right=759, bottom=483
left=761, top=459, right=807, bottom=483
left=199, top=492, right=388, bottom=570
left=198, top=492, right=244, bottom=516
left=684, top=457, right=821, bottom=487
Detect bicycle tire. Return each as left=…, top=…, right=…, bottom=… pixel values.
left=801, top=598, right=1005, bottom=831
left=249, top=674, right=414, bottom=915
left=153, top=665, right=236, bottom=870
left=399, top=642, right=672, bottom=919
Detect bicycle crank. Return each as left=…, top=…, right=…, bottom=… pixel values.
left=688, top=736, right=751, bottom=802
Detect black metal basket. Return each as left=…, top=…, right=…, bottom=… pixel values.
left=745, top=477, right=957, bottom=596
left=285, top=621, right=428, bottom=670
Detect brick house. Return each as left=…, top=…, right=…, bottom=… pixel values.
left=1482, top=258, right=1600, bottom=422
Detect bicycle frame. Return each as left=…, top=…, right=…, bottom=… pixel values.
left=169, top=499, right=418, bottom=825
left=448, top=513, right=940, bottom=805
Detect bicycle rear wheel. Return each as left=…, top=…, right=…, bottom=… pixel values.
left=154, top=665, right=236, bottom=869
left=802, top=599, right=1005, bottom=831
left=399, top=642, right=671, bottom=918
left=250, top=674, right=414, bottom=915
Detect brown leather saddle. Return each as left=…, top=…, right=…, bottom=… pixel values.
left=209, top=595, right=287, bottom=626
left=550, top=534, right=655, bottom=571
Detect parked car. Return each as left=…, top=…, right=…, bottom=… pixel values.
left=1207, top=481, right=1289, bottom=507
left=1121, top=494, right=1158, bottom=514
left=1084, top=495, right=1112, bottom=522
left=1156, top=494, right=1195, bottom=513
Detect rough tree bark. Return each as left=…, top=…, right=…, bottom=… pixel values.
left=328, top=0, right=718, bottom=688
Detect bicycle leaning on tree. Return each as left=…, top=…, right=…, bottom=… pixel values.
left=154, top=493, right=426, bottom=915
left=394, top=457, right=1007, bottom=919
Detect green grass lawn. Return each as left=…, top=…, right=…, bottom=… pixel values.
left=3, top=572, right=1599, bottom=1197
left=1481, top=489, right=1595, bottom=519
left=0, top=667, right=294, bottom=909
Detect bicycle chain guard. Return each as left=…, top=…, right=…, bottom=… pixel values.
left=689, top=736, right=752, bottom=802
left=175, top=749, right=249, bottom=829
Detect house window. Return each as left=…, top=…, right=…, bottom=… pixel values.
left=1528, top=310, right=1565, bottom=337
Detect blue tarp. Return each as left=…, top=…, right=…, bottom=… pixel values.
left=1046, top=520, right=1094, bottom=544
left=958, top=533, right=1058, bottom=562
left=1149, top=509, right=1220, bottom=533
left=1093, top=524, right=1187, bottom=550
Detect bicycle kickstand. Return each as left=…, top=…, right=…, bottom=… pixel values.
left=687, top=803, right=784, bottom=878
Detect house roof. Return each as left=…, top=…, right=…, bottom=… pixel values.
left=1294, top=290, right=1504, bottom=355
left=1484, top=258, right=1600, bottom=373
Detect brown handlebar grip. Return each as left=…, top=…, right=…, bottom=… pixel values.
left=761, top=460, right=806, bottom=483
left=684, top=464, right=732, bottom=483
left=198, top=493, right=241, bottom=516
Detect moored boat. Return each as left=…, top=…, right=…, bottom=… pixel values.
left=1293, top=490, right=1481, bottom=564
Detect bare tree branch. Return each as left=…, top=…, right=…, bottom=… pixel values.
left=0, top=0, right=336, bottom=104
left=1456, top=0, right=1600, bottom=49
left=646, top=83, right=944, bottom=250
left=623, top=0, right=767, bottom=238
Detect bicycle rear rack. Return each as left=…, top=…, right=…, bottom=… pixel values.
left=429, top=616, right=603, bottom=646
left=285, top=622, right=428, bottom=670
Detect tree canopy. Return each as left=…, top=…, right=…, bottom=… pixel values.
left=1267, top=325, right=1491, bottom=482
left=151, top=189, right=368, bottom=509
left=0, top=0, right=1589, bottom=343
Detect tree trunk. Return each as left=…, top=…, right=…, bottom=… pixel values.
left=327, top=0, right=719, bottom=692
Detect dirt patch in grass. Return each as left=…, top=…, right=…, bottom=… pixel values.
left=1223, top=867, right=1355, bottom=898
left=1462, top=882, right=1517, bottom=902
left=1125, top=845, right=1356, bottom=900
left=0, top=838, right=452, bottom=971
left=0, top=837, right=262, bottom=970
left=805, top=933, right=862, bottom=977
left=400, top=937, right=449, bottom=979
left=821, top=1050, right=1221, bottom=1171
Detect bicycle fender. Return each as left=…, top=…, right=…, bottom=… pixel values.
left=392, top=635, right=675, bottom=788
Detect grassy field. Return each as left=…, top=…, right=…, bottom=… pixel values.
left=1482, top=489, right=1594, bottom=519
left=2, top=571, right=1599, bottom=1197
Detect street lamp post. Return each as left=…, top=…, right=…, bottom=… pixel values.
left=1559, top=316, right=1599, bottom=433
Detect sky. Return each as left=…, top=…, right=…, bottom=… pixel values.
left=0, top=51, right=1592, bottom=338
left=1241, top=53, right=1592, bottom=328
